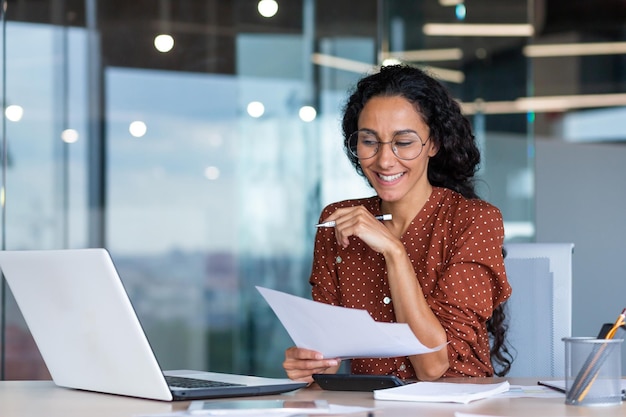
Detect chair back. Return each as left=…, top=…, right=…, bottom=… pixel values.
left=503, top=243, right=574, bottom=377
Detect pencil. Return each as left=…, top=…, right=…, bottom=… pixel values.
left=605, top=309, right=626, bottom=339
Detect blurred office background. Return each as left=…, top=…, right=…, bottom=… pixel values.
left=1, top=0, right=625, bottom=379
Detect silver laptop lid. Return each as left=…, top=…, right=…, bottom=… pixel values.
left=0, top=248, right=173, bottom=400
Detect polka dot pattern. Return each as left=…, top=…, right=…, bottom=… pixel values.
left=309, top=187, right=512, bottom=379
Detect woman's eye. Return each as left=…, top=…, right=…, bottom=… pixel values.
left=360, top=138, right=379, bottom=146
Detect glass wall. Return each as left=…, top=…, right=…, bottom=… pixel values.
left=0, top=0, right=380, bottom=380
left=1, top=0, right=624, bottom=380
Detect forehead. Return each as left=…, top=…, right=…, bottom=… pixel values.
left=358, top=95, right=426, bottom=129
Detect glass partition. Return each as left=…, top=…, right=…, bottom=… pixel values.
left=0, top=0, right=376, bottom=380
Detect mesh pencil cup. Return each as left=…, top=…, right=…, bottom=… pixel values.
left=563, top=337, right=623, bottom=406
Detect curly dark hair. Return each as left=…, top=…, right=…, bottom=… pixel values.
left=341, top=64, right=513, bottom=376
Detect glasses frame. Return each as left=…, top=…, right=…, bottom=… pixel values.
left=348, top=130, right=429, bottom=161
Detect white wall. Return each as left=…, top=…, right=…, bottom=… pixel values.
left=535, top=139, right=626, bottom=372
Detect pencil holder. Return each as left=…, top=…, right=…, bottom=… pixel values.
left=563, top=337, right=623, bottom=406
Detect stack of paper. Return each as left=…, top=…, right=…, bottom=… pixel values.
left=373, top=381, right=510, bottom=404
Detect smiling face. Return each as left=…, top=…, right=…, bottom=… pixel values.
left=357, top=95, right=438, bottom=205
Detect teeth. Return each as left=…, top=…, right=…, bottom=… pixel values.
left=379, top=173, right=403, bottom=181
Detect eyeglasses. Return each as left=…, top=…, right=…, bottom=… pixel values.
left=348, top=130, right=428, bottom=161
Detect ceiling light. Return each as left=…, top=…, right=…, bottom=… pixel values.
left=382, top=48, right=463, bottom=62
left=461, top=93, right=626, bottom=115
left=258, top=0, right=278, bottom=18
left=422, top=65, right=465, bottom=84
left=299, top=106, right=317, bottom=122
left=381, top=58, right=402, bottom=67
left=423, top=23, right=534, bottom=37
left=247, top=101, right=265, bottom=118
left=61, top=129, right=79, bottom=144
left=154, top=34, right=174, bottom=53
left=461, top=100, right=517, bottom=114
left=311, top=53, right=374, bottom=74
left=129, top=121, right=147, bottom=137
left=5, top=104, right=24, bottom=122
left=516, top=94, right=626, bottom=112
left=311, top=53, right=464, bottom=83
left=204, top=166, right=220, bottom=180
left=523, top=42, right=626, bottom=57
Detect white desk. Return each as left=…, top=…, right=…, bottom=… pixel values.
left=1, top=379, right=625, bottom=417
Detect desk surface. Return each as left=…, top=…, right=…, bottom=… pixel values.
left=1, top=378, right=625, bottom=417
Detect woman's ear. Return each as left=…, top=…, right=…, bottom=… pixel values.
left=427, top=139, right=439, bottom=157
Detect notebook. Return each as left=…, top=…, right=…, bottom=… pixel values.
left=0, top=248, right=306, bottom=401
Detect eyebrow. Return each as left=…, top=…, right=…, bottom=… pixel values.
left=357, top=128, right=421, bottom=137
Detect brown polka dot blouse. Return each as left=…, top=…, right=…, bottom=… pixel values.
left=309, top=187, right=512, bottom=379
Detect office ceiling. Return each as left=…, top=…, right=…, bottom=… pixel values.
left=5, top=0, right=626, bottom=75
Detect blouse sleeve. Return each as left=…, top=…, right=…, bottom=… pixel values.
left=426, top=203, right=512, bottom=373
left=309, top=206, right=341, bottom=306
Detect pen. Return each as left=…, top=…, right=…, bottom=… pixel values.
left=315, top=214, right=392, bottom=228
left=537, top=380, right=565, bottom=394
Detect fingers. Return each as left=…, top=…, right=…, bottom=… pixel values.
left=319, top=207, right=381, bottom=248
left=329, top=208, right=390, bottom=249
left=283, top=347, right=341, bottom=382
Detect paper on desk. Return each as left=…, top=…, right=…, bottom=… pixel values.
left=455, top=414, right=509, bottom=417
left=137, top=404, right=372, bottom=417
left=187, top=402, right=371, bottom=416
left=454, top=411, right=558, bottom=417
left=493, top=385, right=563, bottom=398
left=374, top=381, right=510, bottom=404
left=256, top=286, right=445, bottom=359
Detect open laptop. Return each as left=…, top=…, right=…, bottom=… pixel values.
left=0, top=248, right=306, bottom=401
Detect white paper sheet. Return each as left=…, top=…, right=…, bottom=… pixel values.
left=256, top=286, right=445, bottom=359
left=138, top=404, right=372, bottom=417
left=188, top=402, right=371, bottom=416
left=373, top=381, right=510, bottom=404
left=499, top=385, right=564, bottom=398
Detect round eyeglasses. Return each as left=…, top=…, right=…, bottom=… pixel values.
left=348, top=130, right=428, bottom=161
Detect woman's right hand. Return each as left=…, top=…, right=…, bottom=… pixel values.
left=283, top=346, right=341, bottom=383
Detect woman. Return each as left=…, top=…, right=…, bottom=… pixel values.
left=283, top=64, right=512, bottom=383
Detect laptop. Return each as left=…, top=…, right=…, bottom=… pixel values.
left=0, top=248, right=306, bottom=401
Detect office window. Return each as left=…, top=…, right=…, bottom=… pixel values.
left=0, top=0, right=377, bottom=379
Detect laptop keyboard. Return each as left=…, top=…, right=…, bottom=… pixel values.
left=165, top=375, right=245, bottom=389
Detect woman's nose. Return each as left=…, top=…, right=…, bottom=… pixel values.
left=375, top=142, right=398, bottom=167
